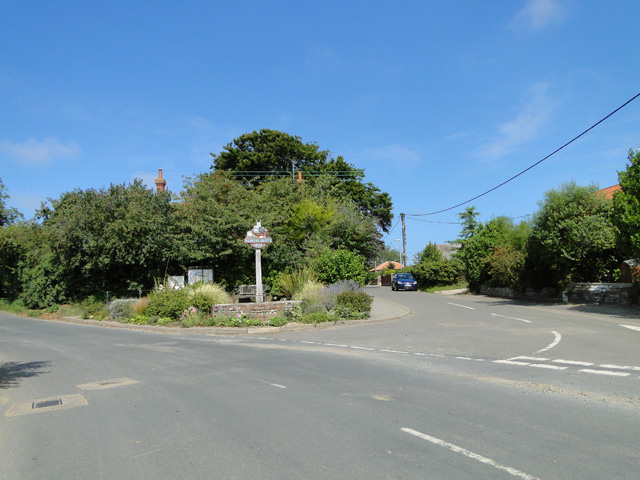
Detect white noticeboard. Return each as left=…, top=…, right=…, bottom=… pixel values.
left=187, top=268, right=214, bottom=285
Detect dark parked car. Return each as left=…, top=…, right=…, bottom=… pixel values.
left=391, top=273, right=418, bottom=291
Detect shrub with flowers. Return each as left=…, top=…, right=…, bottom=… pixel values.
left=180, top=306, right=205, bottom=327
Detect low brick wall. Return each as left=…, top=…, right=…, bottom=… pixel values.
left=562, top=283, right=638, bottom=306
left=212, top=300, right=300, bottom=320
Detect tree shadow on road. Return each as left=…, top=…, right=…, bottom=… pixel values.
left=470, top=296, right=640, bottom=320
left=0, top=361, right=51, bottom=389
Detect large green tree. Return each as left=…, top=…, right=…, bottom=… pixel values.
left=211, top=129, right=329, bottom=182
left=0, top=178, right=22, bottom=227
left=210, top=129, right=393, bottom=231
left=526, top=182, right=619, bottom=289
left=175, top=173, right=383, bottom=290
left=41, top=180, right=176, bottom=300
left=612, top=149, right=640, bottom=259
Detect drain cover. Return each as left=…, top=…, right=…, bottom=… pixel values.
left=32, top=399, right=62, bottom=409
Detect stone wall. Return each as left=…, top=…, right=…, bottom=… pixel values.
left=212, top=300, right=300, bottom=320
left=562, top=283, right=638, bottom=306
left=480, top=286, right=558, bottom=302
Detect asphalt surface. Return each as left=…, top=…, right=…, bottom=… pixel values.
left=2, top=287, right=640, bottom=479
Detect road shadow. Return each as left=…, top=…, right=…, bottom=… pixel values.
left=0, top=361, right=51, bottom=389
left=469, top=295, right=640, bottom=320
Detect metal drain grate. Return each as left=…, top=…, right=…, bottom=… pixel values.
left=32, top=399, right=62, bottom=409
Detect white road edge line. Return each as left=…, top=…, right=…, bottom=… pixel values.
left=579, top=369, right=630, bottom=377
left=401, top=428, right=541, bottom=480
left=447, top=302, right=474, bottom=310
left=620, top=324, right=640, bottom=332
left=535, top=331, right=562, bottom=354
left=491, top=313, right=531, bottom=323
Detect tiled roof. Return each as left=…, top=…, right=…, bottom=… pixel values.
left=370, top=261, right=404, bottom=272
left=597, top=184, right=622, bottom=199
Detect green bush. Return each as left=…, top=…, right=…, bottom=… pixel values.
left=187, top=283, right=231, bottom=307
left=312, top=248, right=367, bottom=285
left=299, top=311, right=338, bottom=324
left=146, top=288, right=191, bottom=319
left=79, top=296, right=108, bottom=320
left=108, top=298, right=137, bottom=320
left=411, top=259, right=462, bottom=288
left=269, top=316, right=287, bottom=327
left=279, top=268, right=319, bottom=299
left=335, top=290, right=372, bottom=319
left=0, top=298, right=27, bottom=314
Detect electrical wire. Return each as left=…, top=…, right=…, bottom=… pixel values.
left=406, top=91, right=640, bottom=217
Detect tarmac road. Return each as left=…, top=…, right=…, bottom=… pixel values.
left=1, top=288, right=639, bottom=479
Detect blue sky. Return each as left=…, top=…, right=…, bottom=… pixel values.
left=2, top=0, right=639, bottom=262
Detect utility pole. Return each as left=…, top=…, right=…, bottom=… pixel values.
left=401, top=213, right=407, bottom=267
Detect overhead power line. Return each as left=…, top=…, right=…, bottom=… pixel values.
left=407, top=91, right=640, bottom=217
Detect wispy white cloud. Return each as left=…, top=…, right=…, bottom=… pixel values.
left=479, top=82, right=553, bottom=159
left=354, top=143, right=422, bottom=168
left=445, top=130, right=475, bottom=142
left=511, top=0, right=567, bottom=30
left=3, top=137, right=80, bottom=165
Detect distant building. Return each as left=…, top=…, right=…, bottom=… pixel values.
left=155, top=168, right=167, bottom=193
left=597, top=184, right=622, bottom=199
left=370, top=261, right=404, bottom=272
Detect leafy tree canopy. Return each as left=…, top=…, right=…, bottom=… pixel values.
left=526, top=181, right=619, bottom=289
left=41, top=180, right=176, bottom=299
left=613, top=149, right=640, bottom=259
left=210, top=129, right=393, bottom=231
left=0, top=179, right=23, bottom=227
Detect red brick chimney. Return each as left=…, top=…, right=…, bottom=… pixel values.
left=155, top=168, right=167, bottom=193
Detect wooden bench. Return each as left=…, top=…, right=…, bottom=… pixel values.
left=238, top=285, right=257, bottom=302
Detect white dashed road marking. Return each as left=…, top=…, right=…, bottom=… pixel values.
left=447, top=302, right=474, bottom=310
left=491, top=313, right=531, bottom=323
left=529, top=364, right=567, bottom=370
left=579, top=369, right=630, bottom=377
left=553, top=359, right=593, bottom=366
left=240, top=337, right=640, bottom=380
left=401, top=428, right=541, bottom=480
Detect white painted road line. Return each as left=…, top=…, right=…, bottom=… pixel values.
left=535, top=331, right=562, bottom=353
left=456, top=356, right=484, bottom=362
left=381, top=349, right=409, bottom=354
left=491, top=313, right=531, bottom=323
left=512, top=356, right=550, bottom=362
left=494, top=360, right=531, bottom=366
left=620, top=324, right=640, bottom=332
left=580, top=369, right=631, bottom=377
left=553, top=359, right=593, bottom=366
left=600, top=364, right=640, bottom=371
left=351, top=346, right=375, bottom=351
left=447, top=302, right=474, bottom=309
left=529, top=364, right=567, bottom=370
left=401, top=428, right=541, bottom=480
left=269, top=383, right=287, bottom=389
left=301, top=341, right=317, bottom=344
